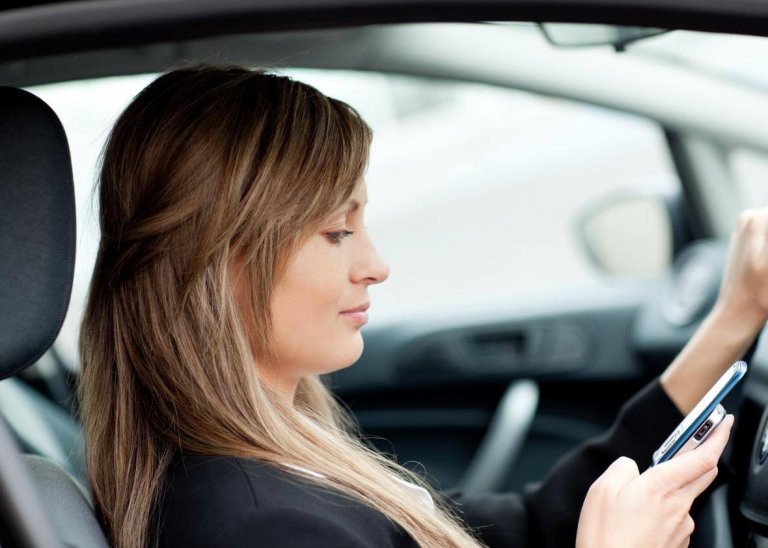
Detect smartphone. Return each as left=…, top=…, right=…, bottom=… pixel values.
left=651, top=361, right=747, bottom=467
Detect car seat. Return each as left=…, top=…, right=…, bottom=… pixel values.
left=0, top=86, right=109, bottom=547
left=0, top=373, right=87, bottom=485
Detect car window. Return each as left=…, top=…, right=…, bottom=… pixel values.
left=28, top=69, right=679, bottom=368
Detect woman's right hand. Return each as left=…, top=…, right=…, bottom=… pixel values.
left=575, top=414, right=734, bottom=548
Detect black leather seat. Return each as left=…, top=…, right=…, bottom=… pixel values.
left=0, top=86, right=109, bottom=548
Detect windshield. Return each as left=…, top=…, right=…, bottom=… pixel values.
left=629, top=30, right=768, bottom=92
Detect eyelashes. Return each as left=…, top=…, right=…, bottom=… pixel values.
left=325, top=230, right=355, bottom=244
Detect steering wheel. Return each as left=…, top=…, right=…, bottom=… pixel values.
left=729, top=380, right=768, bottom=546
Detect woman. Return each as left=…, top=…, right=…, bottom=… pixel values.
left=78, top=64, right=768, bottom=548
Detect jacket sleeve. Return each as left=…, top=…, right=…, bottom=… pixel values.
left=441, top=378, right=685, bottom=547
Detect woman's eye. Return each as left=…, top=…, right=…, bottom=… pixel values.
left=325, top=230, right=354, bottom=244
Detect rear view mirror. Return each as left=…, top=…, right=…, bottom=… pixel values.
left=578, top=193, right=673, bottom=277
left=538, top=23, right=668, bottom=50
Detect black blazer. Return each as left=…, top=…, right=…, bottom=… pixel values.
left=154, top=380, right=685, bottom=547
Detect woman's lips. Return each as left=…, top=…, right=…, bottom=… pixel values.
left=341, top=302, right=369, bottom=314
left=340, top=311, right=368, bottom=326
left=340, top=302, right=369, bottom=326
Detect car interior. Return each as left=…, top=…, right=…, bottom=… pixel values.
left=4, top=1, right=768, bottom=547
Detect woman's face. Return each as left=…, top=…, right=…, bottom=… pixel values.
left=263, top=181, right=389, bottom=399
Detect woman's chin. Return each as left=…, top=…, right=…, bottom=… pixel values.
left=331, top=336, right=365, bottom=373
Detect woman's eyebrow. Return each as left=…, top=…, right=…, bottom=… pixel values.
left=342, top=199, right=367, bottom=215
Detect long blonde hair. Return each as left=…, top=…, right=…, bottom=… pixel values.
left=78, top=64, right=485, bottom=547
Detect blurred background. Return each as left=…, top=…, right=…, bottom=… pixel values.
left=33, top=24, right=768, bottom=370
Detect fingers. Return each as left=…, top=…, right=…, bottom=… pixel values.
left=737, top=208, right=766, bottom=231
left=718, top=208, right=768, bottom=323
left=595, top=456, right=639, bottom=496
left=646, top=415, right=733, bottom=491
left=673, top=514, right=695, bottom=548
left=733, top=208, right=768, bottom=251
left=738, top=210, right=768, bottom=263
left=678, top=415, right=733, bottom=499
left=679, top=465, right=718, bottom=501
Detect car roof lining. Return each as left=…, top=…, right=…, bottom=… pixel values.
left=4, top=23, right=768, bottom=154
left=3, top=0, right=768, bottom=65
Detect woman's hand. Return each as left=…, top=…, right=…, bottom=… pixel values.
left=576, top=415, right=733, bottom=548
left=714, top=209, right=768, bottom=332
left=661, top=209, right=768, bottom=414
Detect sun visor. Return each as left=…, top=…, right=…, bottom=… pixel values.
left=0, top=86, right=75, bottom=380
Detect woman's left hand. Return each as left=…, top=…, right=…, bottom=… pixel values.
left=714, top=208, right=768, bottom=334
left=661, top=208, right=768, bottom=415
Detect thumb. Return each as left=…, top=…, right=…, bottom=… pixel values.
left=646, top=414, right=733, bottom=494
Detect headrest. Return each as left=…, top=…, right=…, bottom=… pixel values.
left=0, top=87, right=75, bottom=380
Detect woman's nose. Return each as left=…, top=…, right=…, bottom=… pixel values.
left=368, top=252, right=390, bottom=285
left=352, top=235, right=389, bottom=285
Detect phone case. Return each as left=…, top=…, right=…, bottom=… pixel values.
left=651, top=361, right=747, bottom=466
